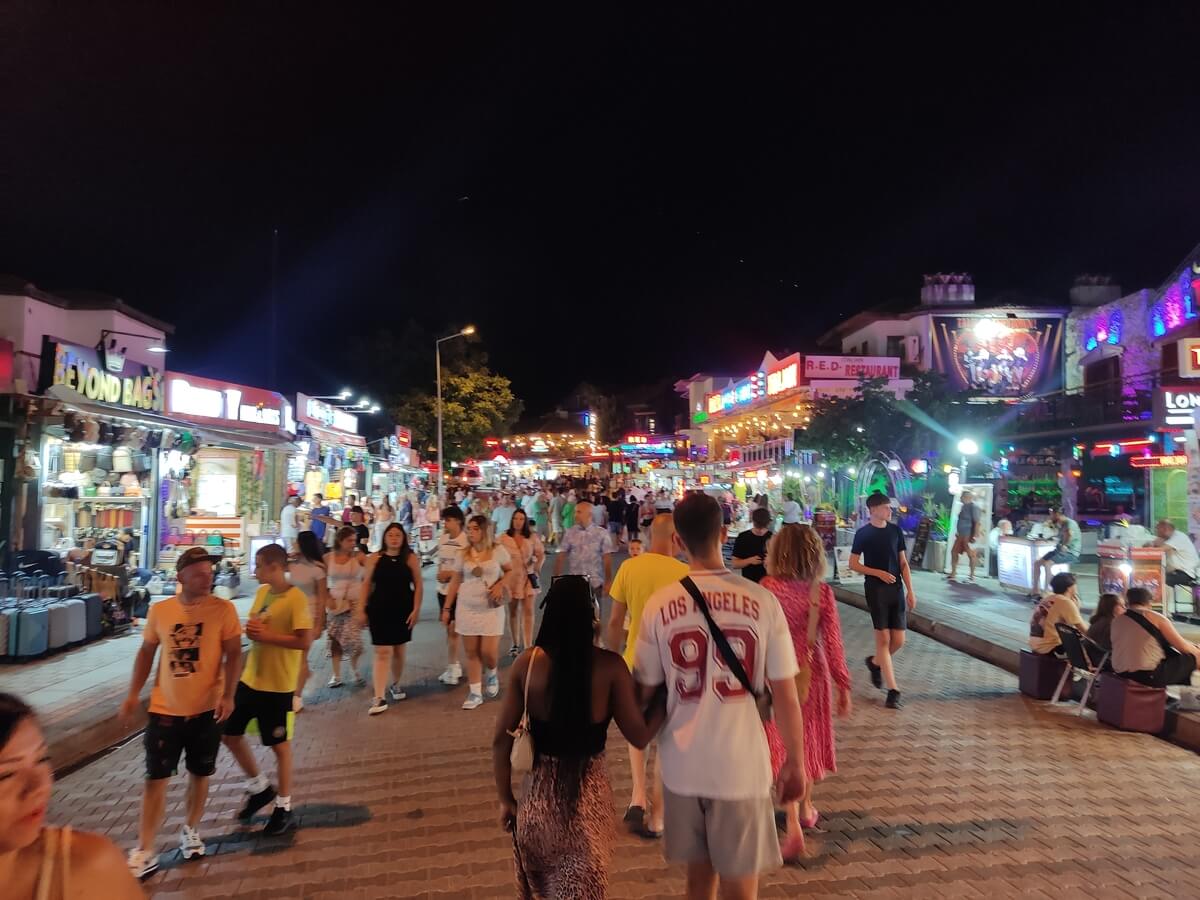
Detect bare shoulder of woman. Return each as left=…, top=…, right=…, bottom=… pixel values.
left=68, top=830, right=143, bottom=898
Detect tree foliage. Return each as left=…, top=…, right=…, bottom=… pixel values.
left=389, top=366, right=523, bottom=460
left=799, top=372, right=987, bottom=470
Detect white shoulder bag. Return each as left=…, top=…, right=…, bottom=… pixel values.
left=509, top=647, right=539, bottom=772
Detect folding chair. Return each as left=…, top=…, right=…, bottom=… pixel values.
left=1050, top=623, right=1110, bottom=714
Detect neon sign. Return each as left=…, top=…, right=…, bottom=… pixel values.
left=766, top=355, right=799, bottom=396
left=1130, top=454, right=1187, bottom=469
left=1150, top=270, right=1200, bottom=338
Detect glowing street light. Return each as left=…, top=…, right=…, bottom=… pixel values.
left=957, top=438, right=979, bottom=456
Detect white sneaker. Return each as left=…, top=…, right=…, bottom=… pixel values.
left=389, top=684, right=407, bottom=701
left=368, top=697, right=388, bottom=715
left=485, top=672, right=500, bottom=698
left=437, top=667, right=460, bottom=685
left=450, top=662, right=463, bottom=679
left=179, top=825, right=206, bottom=860
left=462, top=692, right=484, bottom=710
left=127, top=847, right=160, bottom=879
left=327, top=675, right=343, bottom=688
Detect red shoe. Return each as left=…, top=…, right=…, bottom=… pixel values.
left=780, top=833, right=806, bottom=862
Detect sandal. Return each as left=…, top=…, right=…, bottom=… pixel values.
left=637, top=823, right=663, bottom=840
left=622, top=805, right=645, bottom=834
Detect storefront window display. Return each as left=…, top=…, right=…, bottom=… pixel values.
left=294, top=393, right=369, bottom=515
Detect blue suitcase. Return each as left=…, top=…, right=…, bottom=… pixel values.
left=47, top=600, right=70, bottom=650
left=0, top=603, right=14, bottom=660
left=15, top=604, right=49, bottom=658
left=79, top=593, right=103, bottom=640
left=64, top=597, right=86, bottom=644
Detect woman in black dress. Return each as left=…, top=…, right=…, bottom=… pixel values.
left=358, top=523, right=423, bottom=716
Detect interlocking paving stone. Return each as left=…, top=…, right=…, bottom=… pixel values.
left=45, top=594, right=1200, bottom=898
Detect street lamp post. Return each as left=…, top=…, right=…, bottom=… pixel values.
left=957, top=438, right=979, bottom=481
left=436, top=325, right=476, bottom=501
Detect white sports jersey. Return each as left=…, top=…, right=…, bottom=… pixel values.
left=436, top=531, right=469, bottom=593
left=634, top=568, right=797, bottom=800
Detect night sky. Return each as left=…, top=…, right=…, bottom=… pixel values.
left=4, top=4, right=1200, bottom=414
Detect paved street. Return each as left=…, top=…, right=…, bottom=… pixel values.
left=48, top=575, right=1200, bottom=899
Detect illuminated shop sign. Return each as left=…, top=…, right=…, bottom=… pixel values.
left=1178, top=338, right=1200, bottom=378
left=1130, top=454, right=1187, bottom=469
left=296, top=393, right=360, bottom=435
left=766, top=354, right=800, bottom=396
left=39, top=338, right=163, bottom=412
left=619, top=435, right=688, bottom=456
left=167, top=374, right=296, bottom=435
left=1154, top=386, right=1200, bottom=428
left=1150, top=266, right=1200, bottom=338
left=1083, top=310, right=1123, bottom=352
left=803, top=355, right=901, bottom=379
left=931, top=317, right=1062, bottom=398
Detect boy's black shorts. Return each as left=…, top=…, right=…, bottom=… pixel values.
left=222, top=682, right=292, bottom=746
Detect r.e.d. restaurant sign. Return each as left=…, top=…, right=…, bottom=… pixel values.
left=39, top=338, right=164, bottom=413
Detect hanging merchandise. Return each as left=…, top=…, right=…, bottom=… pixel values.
left=112, top=446, right=133, bottom=473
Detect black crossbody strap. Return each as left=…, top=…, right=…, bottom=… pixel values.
left=679, top=576, right=758, bottom=699
left=1125, top=609, right=1176, bottom=657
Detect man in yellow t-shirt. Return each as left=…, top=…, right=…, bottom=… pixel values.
left=119, top=546, right=242, bottom=879
left=605, top=513, right=688, bottom=839
left=222, top=544, right=313, bottom=836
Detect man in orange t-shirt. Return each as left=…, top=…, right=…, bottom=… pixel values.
left=119, top=546, right=242, bottom=880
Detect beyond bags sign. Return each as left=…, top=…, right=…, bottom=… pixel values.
left=39, top=338, right=163, bottom=413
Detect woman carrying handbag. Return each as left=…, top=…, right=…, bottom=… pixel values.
left=761, top=524, right=853, bottom=861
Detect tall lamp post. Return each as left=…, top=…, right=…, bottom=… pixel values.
left=436, top=325, right=476, bottom=501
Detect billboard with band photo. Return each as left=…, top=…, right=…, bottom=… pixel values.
left=931, top=316, right=1064, bottom=398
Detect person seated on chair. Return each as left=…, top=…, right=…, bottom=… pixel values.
left=1110, top=586, right=1200, bottom=687
left=1086, top=592, right=1125, bottom=652
left=1032, top=508, right=1081, bottom=599
left=1029, top=572, right=1086, bottom=657
left=1145, top=519, right=1199, bottom=590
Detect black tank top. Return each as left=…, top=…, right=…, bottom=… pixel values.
left=530, top=715, right=610, bottom=759
left=370, top=548, right=415, bottom=606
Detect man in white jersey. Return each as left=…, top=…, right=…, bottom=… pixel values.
left=435, top=505, right=470, bottom=686
left=635, top=493, right=806, bottom=900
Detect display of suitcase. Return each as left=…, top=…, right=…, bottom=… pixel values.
left=5, top=578, right=29, bottom=657
left=79, top=592, right=103, bottom=640
left=63, top=597, right=86, bottom=644
left=46, top=599, right=70, bottom=650
left=0, top=603, right=13, bottom=660
left=15, top=605, right=49, bottom=658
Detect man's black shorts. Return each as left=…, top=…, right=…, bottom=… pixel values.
left=144, top=710, right=221, bottom=780
left=222, top=682, right=292, bottom=747
left=864, top=580, right=907, bottom=631
left=437, top=592, right=456, bottom=623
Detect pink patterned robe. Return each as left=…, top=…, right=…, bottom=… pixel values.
left=761, top=577, right=851, bottom=783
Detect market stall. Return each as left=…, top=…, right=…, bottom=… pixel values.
left=997, top=534, right=1060, bottom=593
left=293, top=393, right=369, bottom=516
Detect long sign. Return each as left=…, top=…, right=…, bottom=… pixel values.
left=295, top=392, right=359, bottom=435
left=166, top=372, right=295, bottom=436
left=1154, top=385, right=1200, bottom=429
left=39, top=338, right=163, bottom=412
left=803, top=355, right=901, bottom=380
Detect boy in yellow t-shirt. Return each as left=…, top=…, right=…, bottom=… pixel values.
left=221, top=544, right=313, bottom=835
left=604, top=513, right=688, bottom=839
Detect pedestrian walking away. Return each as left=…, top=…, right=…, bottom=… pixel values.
left=0, top=694, right=144, bottom=898
left=761, top=524, right=853, bottom=861
left=850, top=492, right=916, bottom=709
left=288, top=531, right=331, bottom=711
left=359, top=523, right=423, bottom=715
left=444, top=514, right=512, bottom=709
left=324, top=527, right=366, bottom=688
left=494, top=577, right=667, bottom=900
left=499, top=508, right=544, bottom=658
left=436, top=506, right=470, bottom=686
left=605, top=513, right=688, bottom=839
left=634, top=493, right=807, bottom=899
left=119, top=546, right=242, bottom=879
left=221, top=544, right=313, bottom=836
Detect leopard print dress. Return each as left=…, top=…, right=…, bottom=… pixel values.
left=514, top=749, right=615, bottom=899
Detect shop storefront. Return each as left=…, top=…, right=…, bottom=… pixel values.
left=293, top=393, right=369, bottom=514
left=161, top=372, right=297, bottom=574
left=35, top=338, right=167, bottom=571
left=369, top=428, right=427, bottom=505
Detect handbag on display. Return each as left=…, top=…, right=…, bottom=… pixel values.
left=62, top=447, right=82, bottom=472
left=508, top=647, right=539, bottom=773
left=112, top=446, right=133, bottom=473
left=79, top=449, right=97, bottom=471
left=132, top=452, right=151, bottom=473
left=95, top=446, right=114, bottom=471
left=97, top=481, right=113, bottom=497
left=679, top=576, right=774, bottom=722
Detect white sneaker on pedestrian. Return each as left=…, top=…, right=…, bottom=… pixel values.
left=389, top=684, right=407, bottom=701
left=462, top=692, right=484, bottom=710
left=485, top=672, right=500, bottom=698
left=368, top=697, right=388, bottom=715
left=179, top=825, right=206, bottom=860
left=450, top=662, right=463, bottom=679
left=437, top=667, right=460, bottom=685
left=327, top=675, right=343, bottom=688
left=127, top=847, right=160, bottom=879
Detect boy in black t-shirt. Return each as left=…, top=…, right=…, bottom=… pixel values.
left=850, top=492, right=916, bottom=709
left=731, top=507, right=773, bottom=583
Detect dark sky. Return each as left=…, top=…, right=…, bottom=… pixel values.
left=4, top=4, right=1200, bottom=413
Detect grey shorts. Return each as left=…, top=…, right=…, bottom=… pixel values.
left=662, top=787, right=782, bottom=878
